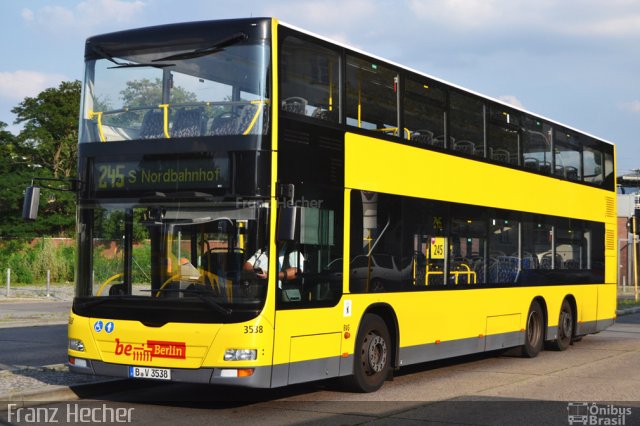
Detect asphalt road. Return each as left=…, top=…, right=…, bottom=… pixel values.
left=0, top=324, right=68, bottom=369
left=3, top=313, right=640, bottom=425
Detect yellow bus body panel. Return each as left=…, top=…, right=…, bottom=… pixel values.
left=68, top=313, right=275, bottom=369
left=344, top=132, right=614, bottom=224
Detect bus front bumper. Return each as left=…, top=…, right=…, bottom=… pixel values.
left=68, top=358, right=272, bottom=388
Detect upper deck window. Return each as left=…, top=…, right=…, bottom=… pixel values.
left=346, top=55, right=399, bottom=136
left=280, top=36, right=340, bottom=123
left=554, top=129, right=582, bottom=181
left=403, top=78, right=446, bottom=146
left=487, top=104, right=521, bottom=165
left=449, top=91, right=484, bottom=157
left=522, top=118, right=553, bottom=174
left=80, top=33, right=270, bottom=143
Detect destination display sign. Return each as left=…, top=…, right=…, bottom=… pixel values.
left=93, top=157, right=230, bottom=192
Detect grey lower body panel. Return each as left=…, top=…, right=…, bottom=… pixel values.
left=69, top=360, right=272, bottom=388
left=68, top=318, right=615, bottom=389
left=399, top=331, right=524, bottom=367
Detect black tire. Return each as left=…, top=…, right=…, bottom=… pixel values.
left=343, top=314, right=391, bottom=392
left=521, top=300, right=544, bottom=358
left=549, top=299, right=574, bottom=351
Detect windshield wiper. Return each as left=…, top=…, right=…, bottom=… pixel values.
left=108, top=63, right=174, bottom=69
left=152, top=288, right=232, bottom=316
left=152, top=32, right=248, bottom=62
left=90, top=44, right=174, bottom=69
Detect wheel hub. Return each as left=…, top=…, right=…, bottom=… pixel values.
left=365, top=334, right=387, bottom=373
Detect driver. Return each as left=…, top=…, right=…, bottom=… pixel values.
left=243, top=244, right=304, bottom=283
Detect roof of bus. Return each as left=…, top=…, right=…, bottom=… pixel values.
left=84, top=17, right=612, bottom=147
left=279, top=20, right=614, bottom=147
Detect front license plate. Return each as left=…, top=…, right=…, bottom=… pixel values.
left=129, top=366, right=171, bottom=380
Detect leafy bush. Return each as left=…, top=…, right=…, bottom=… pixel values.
left=0, top=238, right=75, bottom=284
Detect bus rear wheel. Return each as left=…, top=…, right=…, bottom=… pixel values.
left=549, top=299, right=574, bottom=351
left=344, top=313, right=391, bottom=392
left=521, top=300, right=544, bottom=358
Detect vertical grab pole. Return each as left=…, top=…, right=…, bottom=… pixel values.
left=633, top=216, right=638, bottom=303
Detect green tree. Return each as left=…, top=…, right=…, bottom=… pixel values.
left=2, top=81, right=81, bottom=237
left=120, top=77, right=197, bottom=107
left=0, top=121, right=38, bottom=237
left=12, top=80, right=81, bottom=179
left=107, top=77, right=198, bottom=128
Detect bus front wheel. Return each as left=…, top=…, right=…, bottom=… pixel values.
left=344, top=313, right=391, bottom=392
left=521, top=300, right=544, bottom=358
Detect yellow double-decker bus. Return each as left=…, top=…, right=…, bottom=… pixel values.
left=64, top=18, right=616, bottom=392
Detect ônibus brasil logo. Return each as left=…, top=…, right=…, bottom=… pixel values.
left=114, top=338, right=186, bottom=362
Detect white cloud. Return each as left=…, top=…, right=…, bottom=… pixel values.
left=265, top=0, right=380, bottom=48
left=497, top=95, right=525, bottom=109
left=22, top=0, right=146, bottom=35
left=407, top=0, right=640, bottom=38
left=21, top=8, right=34, bottom=21
left=0, top=71, right=67, bottom=102
left=620, top=101, right=640, bottom=113
left=77, top=0, right=146, bottom=25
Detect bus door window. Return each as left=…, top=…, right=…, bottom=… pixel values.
left=276, top=199, right=343, bottom=308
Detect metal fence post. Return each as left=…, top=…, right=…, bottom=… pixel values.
left=46, top=270, right=51, bottom=297
left=6, top=268, right=10, bottom=297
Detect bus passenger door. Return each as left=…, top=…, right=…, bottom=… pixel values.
left=271, top=203, right=344, bottom=387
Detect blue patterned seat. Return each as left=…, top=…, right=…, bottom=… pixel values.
left=139, top=110, right=164, bottom=139
left=171, top=109, right=203, bottom=138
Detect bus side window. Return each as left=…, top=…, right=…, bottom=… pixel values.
left=280, top=36, right=340, bottom=123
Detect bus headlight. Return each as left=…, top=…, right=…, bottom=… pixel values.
left=224, top=349, right=257, bottom=361
left=69, top=339, right=85, bottom=352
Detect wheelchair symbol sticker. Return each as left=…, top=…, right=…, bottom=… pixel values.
left=94, top=320, right=104, bottom=333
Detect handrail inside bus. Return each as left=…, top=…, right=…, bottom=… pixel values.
left=89, top=100, right=269, bottom=141
left=366, top=216, right=391, bottom=257
left=96, top=273, right=124, bottom=296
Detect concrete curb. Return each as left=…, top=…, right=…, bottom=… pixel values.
left=0, top=378, right=139, bottom=408
left=0, top=320, right=68, bottom=329
left=0, top=364, right=122, bottom=408
left=616, top=306, right=640, bottom=316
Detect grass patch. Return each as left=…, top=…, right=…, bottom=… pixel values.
left=618, top=298, right=640, bottom=310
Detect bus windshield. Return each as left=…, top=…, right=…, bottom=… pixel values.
left=75, top=200, right=270, bottom=323
left=80, top=33, right=270, bottom=143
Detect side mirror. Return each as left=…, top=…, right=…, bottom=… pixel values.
left=22, top=186, right=40, bottom=221
left=277, top=206, right=298, bottom=241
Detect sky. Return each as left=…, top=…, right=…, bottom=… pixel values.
left=1, top=0, right=639, bottom=175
